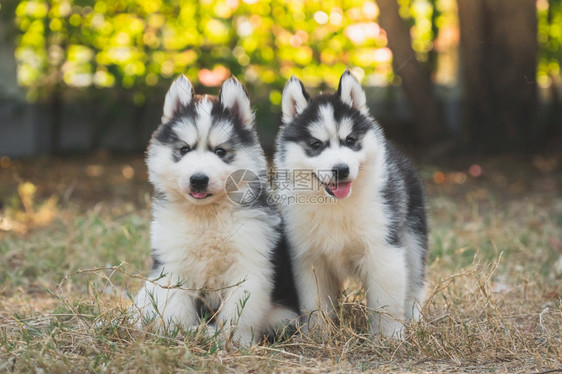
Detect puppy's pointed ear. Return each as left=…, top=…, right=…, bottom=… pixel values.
left=162, top=74, right=194, bottom=122
left=282, top=76, right=309, bottom=124
left=220, top=77, right=254, bottom=128
left=337, top=70, right=368, bottom=114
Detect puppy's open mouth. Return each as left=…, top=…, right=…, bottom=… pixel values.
left=190, top=192, right=212, bottom=199
left=312, top=173, right=353, bottom=199
left=325, top=181, right=352, bottom=199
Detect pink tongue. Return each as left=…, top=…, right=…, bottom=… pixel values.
left=329, top=181, right=352, bottom=199
left=191, top=192, right=208, bottom=199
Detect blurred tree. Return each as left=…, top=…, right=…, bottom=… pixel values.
left=538, top=0, right=562, bottom=143
left=0, top=0, right=23, bottom=100
left=377, top=0, right=444, bottom=145
left=458, top=0, right=538, bottom=153
left=7, top=0, right=561, bottom=153
left=13, top=0, right=400, bottom=98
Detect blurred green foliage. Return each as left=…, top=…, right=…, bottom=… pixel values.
left=538, top=0, right=562, bottom=88
left=9, top=0, right=562, bottom=105
left=12, top=0, right=446, bottom=104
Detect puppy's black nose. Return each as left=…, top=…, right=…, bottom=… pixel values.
left=190, top=174, right=209, bottom=190
left=332, top=164, right=350, bottom=181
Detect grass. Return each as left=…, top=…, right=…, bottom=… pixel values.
left=0, top=153, right=560, bottom=373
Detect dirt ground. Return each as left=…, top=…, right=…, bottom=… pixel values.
left=0, top=151, right=560, bottom=373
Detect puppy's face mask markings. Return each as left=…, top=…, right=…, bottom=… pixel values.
left=148, top=76, right=258, bottom=205
left=278, top=74, right=373, bottom=199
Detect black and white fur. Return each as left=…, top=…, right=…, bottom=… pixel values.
left=134, top=75, right=299, bottom=345
left=275, top=71, right=428, bottom=337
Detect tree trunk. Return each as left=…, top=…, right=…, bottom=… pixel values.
left=458, top=0, right=537, bottom=153
left=376, top=0, right=445, bottom=145
left=0, top=2, right=23, bottom=100
left=457, top=0, right=487, bottom=150
left=49, top=84, right=63, bottom=154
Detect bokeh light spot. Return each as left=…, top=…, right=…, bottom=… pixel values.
left=469, top=164, right=482, bottom=177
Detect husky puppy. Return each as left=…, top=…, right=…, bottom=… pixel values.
left=274, top=71, right=428, bottom=337
left=134, top=75, right=299, bottom=345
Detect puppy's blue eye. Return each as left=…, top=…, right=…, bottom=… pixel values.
left=180, top=145, right=191, bottom=155
left=215, top=148, right=227, bottom=157
left=310, top=140, right=322, bottom=150
left=345, top=135, right=357, bottom=146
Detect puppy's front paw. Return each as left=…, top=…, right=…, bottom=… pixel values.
left=203, top=323, right=218, bottom=338
left=370, top=316, right=404, bottom=339
left=232, top=328, right=256, bottom=347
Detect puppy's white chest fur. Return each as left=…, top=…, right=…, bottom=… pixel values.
left=286, top=192, right=387, bottom=257
left=152, top=202, right=271, bottom=290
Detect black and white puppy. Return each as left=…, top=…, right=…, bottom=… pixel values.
left=274, top=71, right=428, bottom=337
left=134, top=75, right=299, bottom=345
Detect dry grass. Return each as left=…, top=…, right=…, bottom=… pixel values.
left=0, top=153, right=561, bottom=373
